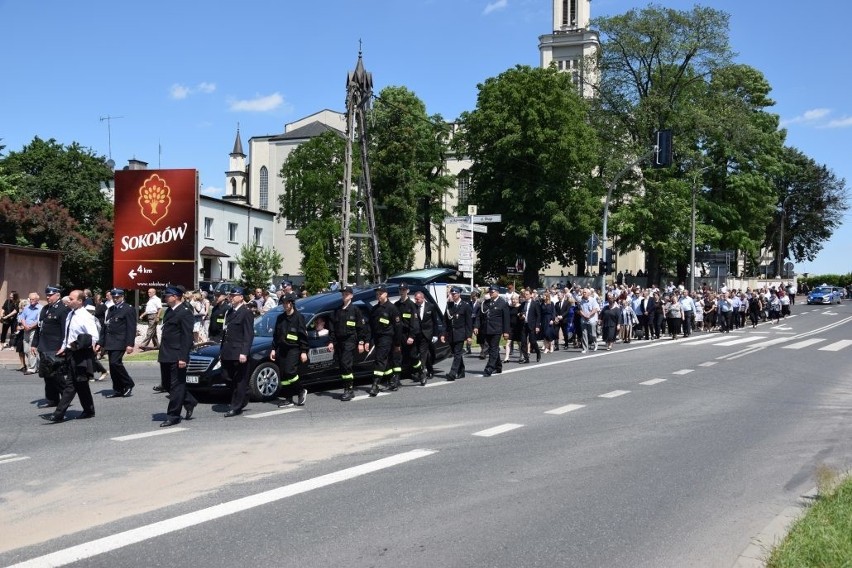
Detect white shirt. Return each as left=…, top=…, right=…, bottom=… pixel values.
left=62, top=307, right=100, bottom=350
left=145, top=295, right=163, bottom=315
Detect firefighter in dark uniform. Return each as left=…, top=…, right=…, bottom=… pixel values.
left=414, top=290, right=443, bottom=385
left=221, top=287, right=255, bottom=417
left=328, top=286, right=369, bottom=401
left=99, top=288, right=138, bottom=397
left=444, top=287, right=472, bottom=381
left=158, top=286, right=198, bottom=427
left=393, top=283, right=422, bottom=384
left=369, top=285, right=401, bottom=396
left=474, top=285, right=510, bottom=377
left=31, top=285, right=69, bottom=407
left=271, top=292, right=309, bottom=407
left=207, top=292, right=230, bottom=341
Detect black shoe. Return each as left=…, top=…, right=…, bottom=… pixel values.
left=340, top=387, right=354, bottom=401
left=536, top=352, right=541, bottom=362
left=296, top=389, right=307, bottom=406
left=153, top=385, right=165, bottom=393
left=369, top=380, right=380, bottom=397
left=459, top=371, right=466, bottom=378
left=483, top=369, right=492, bottom=377
left=46, top=414, right=64, bottom=423
left=519, top=358, right=529, bottom=364
left=494, top=369, right=502, bottom=374
left=160, top=418, right=180, bottom=427
left=77, top=411, right=95, bottom=419
left=446, top=373, right=456, bottom=381
left=388, top=376, right=400, bottom=391
left=38, top=401, right=58, bottom=409
left=123, top=387, right=133, bottom=397
left=185, top=402, right=197, bottom=420
left=278, top=398, right=294, bottom=407
left=420, top=374, right=428, bottom=386
left=224, top=409, right=241, bottom=418
left=106, top=391, right=124, bottom=398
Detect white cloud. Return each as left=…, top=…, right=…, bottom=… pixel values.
left=170, top=82, right=217, bottom=100
left=825, top=116, right=852, bottom=128
left=229, top=92, right=285, bottom=112
left=200, top=184, right=223, bottom=196
left=780, top=107, right=831, bottom=127
left=483, top=0, right=508, bottom=15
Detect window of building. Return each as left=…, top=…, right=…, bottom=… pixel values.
left=284, top=189, right=300, bottom=230
left=259, top=167, right=269, bottom=210
left=204, top=217, right=213, bottom=239
left=254, top=227, right=262, bottom=246
left=228, top=261, right=237, bottom=280
left=457, top=170, right=470, bottom=208
left=230, top=178, right=237, bottom=195
left=228, top=222, right=238, bottom=242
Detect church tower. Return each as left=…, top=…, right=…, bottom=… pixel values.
left=538, top=0, right=599, bottom=98
left=223, top=126, right=249, bottom=205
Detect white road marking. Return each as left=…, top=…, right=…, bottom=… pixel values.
left=351, top=391, right=391, bottom=401
left=599, top=390, right=630, bottom=398
left=545, top=403, right=586, bottom=415
left=473, top=423, right=524, bottom=437
left=713, top=336, right=767, bottom=346
left=698, top=362, right=717, bottom=367
left=823, top=311, right=838, bottom=315
left=672, top=369, right=694, bottom=375
left=0, top=453, right=30, bottom=465
left=111, top=428, right=188, bottom=441
left=685, top=335, right=732, bottom=345
left=639, top=378, right=667, bottom=386
left=782, top=339, right=826, bottom=350
left=7, top=449, right=436, bottom=568
left=818, top=340, right=852, bottom=352
left=422, top=379, right=456, bottom=388
left=245, top=408, right=302, bottom=419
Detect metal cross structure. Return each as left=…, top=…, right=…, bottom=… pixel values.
left=340, top=48, right=382, bottom=285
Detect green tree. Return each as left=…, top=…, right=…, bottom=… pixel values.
left=236, top=244, right=282, bottom=291
left=369, top=86, right=454, bottom=277
left=0, top=137, right=115, bottom=288
left=279, top=130, right=346, bottom=278
left=303, top=239, right=331, bottom=294
left=457, top=65, right=600, bottom=286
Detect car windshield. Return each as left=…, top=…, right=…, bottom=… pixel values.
left=253, top=309, right=317, bottom=337
left=812, top=287, right=832, bottom=295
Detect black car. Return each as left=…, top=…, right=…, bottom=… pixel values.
left=186, top=283, right=450, bottom=401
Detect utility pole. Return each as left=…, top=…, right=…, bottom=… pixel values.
left=99, top=115, right=124, bottom=160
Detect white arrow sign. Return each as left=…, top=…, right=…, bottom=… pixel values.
left=128, top=269, right=137, bottom=280
left=458, top=262, right=473, bottom=269
left=444, top=216, right=469, bottom=224
left=470, top=224, right=487, bottom=233
left=463, top=271, right=473, bottom=278
left=472, top=214, right=502, bottom=223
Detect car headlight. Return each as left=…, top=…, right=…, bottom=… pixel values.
left=212, top=359, right=221, bottom=370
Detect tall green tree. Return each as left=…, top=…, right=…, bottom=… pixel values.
left=0, top=137, right=114, bottom=288
left=457, top=65, right=600, bottom=286
left=369, top=86, right=454, bottom=277
left=279, top=130, right=347, bottom=277
left=303, top=239, right=331, bottom=294
left=236, top=244, right=282, bottom=291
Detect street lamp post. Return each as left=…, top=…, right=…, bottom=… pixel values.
left=690, top=166, right=710, bottom=294
left=776, top=194, right=792, bottom=279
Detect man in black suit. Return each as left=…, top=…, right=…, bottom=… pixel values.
left=220, top=287, right=255, bottom=417
left=519, top=288, right=542, bottom=363
left=99, top=288, right=137, bottom=397
left=640, top=290, right=654, bottom=341
left=413, top=290, right=443, bottom=385
left=443, top=287, right=471, bottom=381
left=475, top=285, right=510, bottom=376
left=554, top=290, right=571, bottom=350
left=158, top=286, right=197, bottom=427
left=207, top=292, right=230, bottom=341
left=31, top=285, right=69, bottom=407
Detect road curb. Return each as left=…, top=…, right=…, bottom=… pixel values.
left=732, top=487, right=818, bottom=568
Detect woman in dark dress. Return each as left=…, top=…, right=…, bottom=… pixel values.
left=540, top=294, right=556, bottom=353
left=505, top=294, right=522, bottom=362
left=600, top=294, right=621, bottom=351
left=1, top=291, right=19, bottom=348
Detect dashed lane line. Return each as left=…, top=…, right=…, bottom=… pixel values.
left=818, top=339, right=852, bottom=352
left=545, top=403, right=586, bottom=415
left=6, top=449, right=437, bottom=568
left=672, top=369, right=694, bottom=375
left=351, top=391, right=391, bottom=401
left=0, top=453, right=30, bottom=465
left=639, top=379, right=667, bottom=386
left=111, top=428, right=188, bottom=442
left=599, top=390, right=630, bottom=399
left=698, top=362, right=717, bottom=367
left=713, top=336, right=767, bottom=347
left=782, top=338, right=826, bottom=350
left=472, top=423, right=524, bottom=437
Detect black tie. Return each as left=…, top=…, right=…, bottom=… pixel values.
left=64, top=310, right=75, bottom=344
left=640, top=299, right=646, bottom=313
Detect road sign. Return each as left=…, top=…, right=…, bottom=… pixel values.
left=468, top=205, right=478, bottom=216
left=470, top=224, right=487, bottom=233
left=463, top=271, right=473, bottom=278
left=458, top=263, right=473, bottom=271
left=459, top=253, right=473, bottom=261
left=444, top=216, right=469, bottom=224
left=506, top=266, right=518, bottom=274
left=459, top=244, right=473, bottom=253
left=472, top=214, right=501, bottom=223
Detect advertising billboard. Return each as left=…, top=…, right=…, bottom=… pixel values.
left=113, top=169, right=198, bottom=291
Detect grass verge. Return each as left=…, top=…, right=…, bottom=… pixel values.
left=125, top=349, right=159, bottom=362
left=765, top=470, right=852, bottom=567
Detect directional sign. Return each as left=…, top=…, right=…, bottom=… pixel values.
left=463, top=272, right=473, bottom=278
left=470, top=224, right=487, bottom=234
left=459, top=244, right=473, bottom=253
left=472, top=214, right=501, bottom=223
left=444, top=216, right=469, bottom=224
left=458, top=263, right=473, bottom=271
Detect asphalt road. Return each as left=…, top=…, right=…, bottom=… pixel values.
left=1, top=303, right=850, bottom=567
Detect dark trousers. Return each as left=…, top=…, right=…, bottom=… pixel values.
left=397, top=340, right=421, bottom=378
left=638, top=314, right=650, bottom=339
left=415, top=334, right=435, bottom=376
left=38, top=350, right=62, bottom=403
left=108, top=350, right=135, bottom=393
left=1, top=320, right=13, bottom=344
left=161, top=362, right=197, bottom=418
left=222, top=358, right=250, bottom=411
left=682, top=312, right=692, bottom=336
left=335, top=337, right=357, bottom=384
left=448, top=341, right=465, bottom=377
left=373, top=335, right=394, bottom=381
left=484, top=334, right=502, bottom=373
left=652, top=313, right=663, bottom=339
left=719, top=311, right=733, bottom=332
left=54, top=362, right=94, bottom=418
left=276, top=347, right=302, bottom=399
left=520, top=325, right=540, bottom=360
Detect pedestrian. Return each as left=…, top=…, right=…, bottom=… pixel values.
left=271, top=292, right=309, bottom=408
left=99, top=288, right=137, bottom=397
left=31, top=285, right=69, bottom=408
left=21, top=292, right=42, bottom=374
left=600, top=294, right=621, bottom=350
left=47, top=290, right=98, bottom=422
left=444, top=287, right=472, bottom=381
left=518, top=288, right=541, bottom=363
left=619, top=298, right=635, bottom=344
left=220, top=287, right=256, bottom=417
left=505, top=293, right=521, bottom=362
left=413, top=290, right=443, bottom=384
left=666, top=294, right=684, bottom=339
left=1, top=291, right=20, bottom=348
left=368, top=285, right=401, bottom=396
left=158, top=286, right=198, bottom=427
left=577, top=288, right=600, bottom=353
left=207, top=291, right=230, bottom=341
left=394, top=283, right=423, bottom=384
left=541, top=292, right=557, bottom=353
left=140, top=288, right=162, bottom=349
left=474, top=285, right=510, bottom=377
left=328, top=286, right=369, bottom=401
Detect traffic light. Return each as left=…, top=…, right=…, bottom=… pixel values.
left=604, top=249, right=615, bottom=275
left=598, top=260, right=606, bottom=274
left=653, top=129, right=673, bottom=168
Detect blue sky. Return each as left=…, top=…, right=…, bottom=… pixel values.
left=1, top=0, right=849, bottom=276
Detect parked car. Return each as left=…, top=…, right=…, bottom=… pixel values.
left=806, top=285, right=843, bottom=305
left=186, top=283, right=450, bottom=401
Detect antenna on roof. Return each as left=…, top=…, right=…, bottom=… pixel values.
left=99, top=115, right=124, bottom=160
